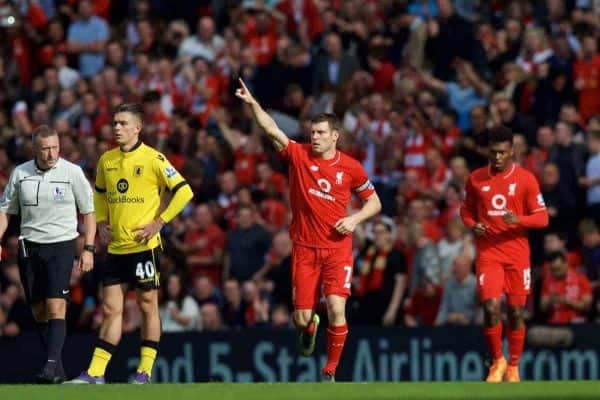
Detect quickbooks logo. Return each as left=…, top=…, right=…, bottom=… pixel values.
left=107, top=193, right=145, bottom=204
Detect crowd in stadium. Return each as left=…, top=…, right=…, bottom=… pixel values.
left=1, top=0, right=600, bottom=337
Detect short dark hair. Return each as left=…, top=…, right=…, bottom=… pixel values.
left=488, top=126, right=514, bottom=146
left=311, top=113, right=342, bottom=133
left=114, top=102, right=144, bottom=122
left=32, top=125, right=58, bottom=144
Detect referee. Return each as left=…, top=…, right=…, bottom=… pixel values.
left=0, top=125, right=96, bottom=383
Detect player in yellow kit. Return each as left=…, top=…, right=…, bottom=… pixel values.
left=68, top=103, right=193, bottom=384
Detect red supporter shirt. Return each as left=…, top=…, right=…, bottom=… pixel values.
left=234, top=148, right=265, bottom=186
left=405, top=285, right=443, bottom=326
left=185, top=224, right=226, bottom=285
left=460, top=163, right=548, bottom=266
left=280, top=141, right=375, bottom=248
left=573, top=55, right=600, bottom=121
left=542, top=270, right=592, bottom=324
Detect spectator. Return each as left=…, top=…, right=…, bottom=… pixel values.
left=312, top=31, right=360, bottom=94
left=256, top=231, right=293, bottom=307
left=437, top=217, right=475, bottom=283
left=241, top=280, right=270, bottom=327
left=353, top=219, right=407, bottom=326
left=178, top=16, right=225, bottom=62
left=183, top=204, right=226, bottom=286
left=270, top=303, right=293, bottom=329
left=581, top=128, right=600, bottom=223
left=573, top=35, right=600, bottom=122
left=224, top=205, right=271, bottom=282
left=200, top=303, right=225, bottom=332
left=540, top=252, right=592, bottom=324
left=540, top=163, right=578, bottom=238
left=66, top=0, right=109, bottom=78
left=548, top=121, right=587, bottom=206
left=579, top=220, right=600, bottom=319
left=404, top=273, right=443, bottom=327
left=418, top=60, right=489, bottom=131
left=221, top=278, right=245, bottom=329
left=159, top=274, right=201, bottom=332
left=190, top=275, right=221, bottom=308
left=427, top=0, right=476, bottom=80
left=435, top=254, right=478, bottom=326
left=407, top=221, right=441, bottom=294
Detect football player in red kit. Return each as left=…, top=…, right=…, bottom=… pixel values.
left=236, top=79, right=381, bottom=381
left=461, top=126, right=548, bottom=383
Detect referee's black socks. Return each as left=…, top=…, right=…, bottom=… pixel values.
left=36, top=321, right=48, bottom=351
left=46, top=319, right=66, bottom=364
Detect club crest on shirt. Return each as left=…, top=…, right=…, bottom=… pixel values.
left=52, top=186, right=66, bottom=201
left=508, top=183, right=517, bottom=196
left=336, top=171, right=344, bottom=185
left=310, top=165, right=319, bottom=172
left=133, top=165, right=144, bottom=177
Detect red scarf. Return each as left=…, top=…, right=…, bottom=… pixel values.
left=356, top=245, right=391, bottom=297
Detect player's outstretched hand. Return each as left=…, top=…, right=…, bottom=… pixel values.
left=334, top=216, right=358, bottom=235
left=502, top=209, right=520, bottom=225
left=235, top=78, right=255, bottom=104
left=133, top=218, right=165, bottom=242
left=473, top=222, right=487, bottom=236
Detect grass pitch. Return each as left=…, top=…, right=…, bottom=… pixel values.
left=1, top=381, right=600, bottom=400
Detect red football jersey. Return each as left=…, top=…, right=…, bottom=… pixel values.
left=280, top=141, right=375, bottom=248
left=460, top=163, right=547, bottom=265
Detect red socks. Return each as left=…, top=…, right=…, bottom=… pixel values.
left=484, top=323, right=503, bottom=360
left=507, top=326, right=525, bottom=366
left=323, top=324, right=348, bottom=375
left=484, top=323, right=525, bottom=366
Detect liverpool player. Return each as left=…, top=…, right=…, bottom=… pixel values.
left=236, top=79, right=381, bottom=381
left=461, top=126, right=548, bottom=383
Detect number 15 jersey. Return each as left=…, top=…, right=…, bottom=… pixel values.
left=461, top=163, right=547, bottom=266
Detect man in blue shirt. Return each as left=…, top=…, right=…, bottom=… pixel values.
left=67, top=0, right=109, bottom=78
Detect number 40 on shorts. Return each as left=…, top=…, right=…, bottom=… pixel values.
left=136, top=261, right=156, bottom=280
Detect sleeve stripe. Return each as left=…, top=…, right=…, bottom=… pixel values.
left=95, top=185, right=106, bottom=193
left=170, top=181, right=188, bottom=195
left=355, top=179, right=374, bottom=192
left=530, top=207, right=547, bottom=213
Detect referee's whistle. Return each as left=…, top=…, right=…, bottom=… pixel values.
left=18, top=236, right=28, bottom=258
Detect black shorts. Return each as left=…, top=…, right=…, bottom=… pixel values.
left=103, top=247, right=161, bottom=290
left=18, top=239, right=76, bottom=303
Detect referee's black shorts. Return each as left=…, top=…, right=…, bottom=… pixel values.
left=18, top=239, right=76, bottom=303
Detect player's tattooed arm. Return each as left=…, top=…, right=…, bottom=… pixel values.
left=235, top=78, right=289, bottom=151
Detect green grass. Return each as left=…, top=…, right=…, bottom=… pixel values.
left=2, top=382, right=600, bottom=400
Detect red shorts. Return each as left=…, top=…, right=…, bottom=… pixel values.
left=291, top=244, right=353, bottom=310
left=476, top=260, right=531, bottom=306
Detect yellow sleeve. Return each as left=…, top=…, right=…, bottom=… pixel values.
left=154, top=154, right=193, bottom=223
left=160, top=184, right=193, bottom=223
left=94, top=158, right=108, bottom=223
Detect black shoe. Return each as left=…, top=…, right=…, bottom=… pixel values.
left=35, top=361, right=66, bottom=384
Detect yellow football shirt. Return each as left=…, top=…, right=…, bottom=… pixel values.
left=95, top=142, right=188, bottom=254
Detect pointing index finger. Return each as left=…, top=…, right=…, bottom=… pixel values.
left=238, top=78, right=249, bottom=92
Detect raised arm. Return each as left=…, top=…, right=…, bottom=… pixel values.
left=235, top=78, right=289, bottom=151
